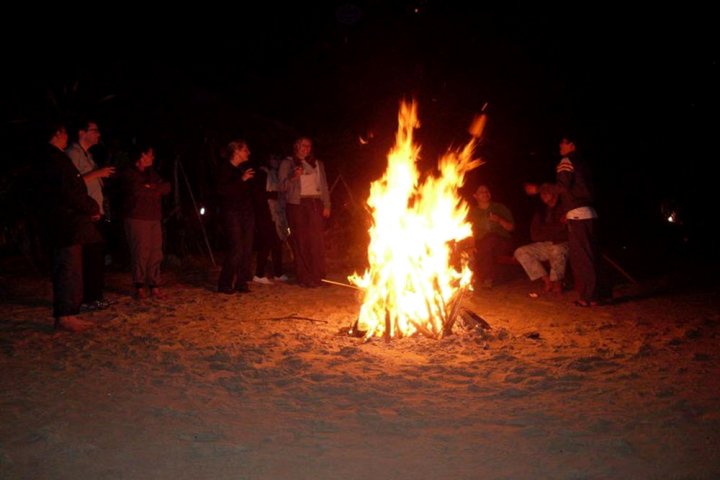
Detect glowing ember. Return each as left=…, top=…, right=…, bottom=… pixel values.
left=349, top=101, right=485, bottom=339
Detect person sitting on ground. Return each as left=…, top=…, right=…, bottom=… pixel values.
left=468, top=184, right=514, bottom=288
left=514, top=183, right=568, bottom=294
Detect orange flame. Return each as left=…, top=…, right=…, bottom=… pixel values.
left=349, top=101, right=484, bottom=339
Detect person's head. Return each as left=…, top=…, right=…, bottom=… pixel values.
left=293, top=137, right=312, bottom=160
left=559, top=136, right=577, bottom=157
left=539, top=183, right=559, bottom=207
left=75, top=118, right=101, bottom=149
left=226, top=139, right=250, bottom=166
left=267, top=154, right=281, bottom=169
left=131, top=142, right=155, bottom=171
left=473, top=185, right=491, bottom=207
left=46, top=120, right=68, bottom=150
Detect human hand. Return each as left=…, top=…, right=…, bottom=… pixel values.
left=242, top=168, right=255, bottom=181
left=322, top=207, right=330, bottom=219
left=294, top=166, right=304, bottom=178
left=98, top=166, right=115, bottom=178
left=90, top=214, right=101, bottom=222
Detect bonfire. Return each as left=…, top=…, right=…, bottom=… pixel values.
left=349, top=100, right=487, bottom=340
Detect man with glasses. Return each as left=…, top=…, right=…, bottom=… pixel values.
left=66, top=118, right=115, bottom=310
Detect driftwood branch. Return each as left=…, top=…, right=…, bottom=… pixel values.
left=262, top=315, right=328, bottom=324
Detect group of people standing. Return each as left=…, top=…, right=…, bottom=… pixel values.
left=36, top=118, right=334, bottom=331
left=216, top=136, right=331, bottom=294
left=468, top=134, right=605, bottom=307
left=35, top=119, right=170, bottom=331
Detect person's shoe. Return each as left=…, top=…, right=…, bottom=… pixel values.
left=550, top=281, right=563, bottom=294
left=81, top=299, right=112, bottom=311
left=150, top=287, right=165, bottom=299
left=252, top=276, right=273, bottom=285
left=218, top=287, right=235, bottom=295
left=55, top=315, right=94, bottom=332
left=574, top=299, right=598, bottom=308
left=273, top=274, right=289, bottom=282
left=236, top=283, right=251, bottom=293
left=135, top=287, right=148, bottom=300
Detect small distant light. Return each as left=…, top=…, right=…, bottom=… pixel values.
left=667, top=215, right=674, bottom=223
left=200, top=207, right=206, bottom=215
left=414, top=7, right=420, bottom=13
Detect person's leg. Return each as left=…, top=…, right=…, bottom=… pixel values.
left=53, top=244, right=83, bottom=318
left=305, top=199, right=326, bottom=284
left=218, top=213, right=242, bottom=292
left=287, top=203, right=312, bottom=286
left=146, top=220, right=164, bottom=291
left=547, top=242, right=569, bottom=283
left=125, top=220, right=145, bottom=291
left=82, top=240, right=105, bottom=303
left=514, top=242, right=549, bottom=281
left=270, top=237, right=284, bottom=278
left=253, top=215, right=274, bottom=280
left=568, top=219, right=599, bottom=303
left=237, top=209, right=255, bottom=290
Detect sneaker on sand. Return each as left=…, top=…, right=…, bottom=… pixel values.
left=273, top=274, right=289, bottom=282
left=81, top=299, right=112, bottom=311
left=252, top=276, right=273, bottom=285
left=55, top=315, right=94, bottom=332
left=135, top=287, right=148, bottom=300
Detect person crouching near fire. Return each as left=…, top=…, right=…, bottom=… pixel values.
left=514, top=183, right=568, bottom=295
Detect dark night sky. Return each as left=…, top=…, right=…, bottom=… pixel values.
left=2, top=2, right=717, bottom=263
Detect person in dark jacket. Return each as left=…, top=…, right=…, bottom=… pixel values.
left=514, top=183, right=568, bottom=293
left=35, top=121, right=101, bottom=331
left=525, top=135, right=603, bottom=306
left=120, top=143, right=171, bottom=299
left=216, top=139, right=255, bottom=294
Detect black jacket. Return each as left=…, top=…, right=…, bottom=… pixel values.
left=35, top=144, right=100, bottom=247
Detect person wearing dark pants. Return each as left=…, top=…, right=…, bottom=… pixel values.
left=567, top=217, right=601, bottom=305
left=251, top=158, right=286, bottom=284
left=278, top=137, right=331, bottom=288
left=525, top=134, right=604, bottom=306
left=66, top=118, right=115, bottom=310
left=35, top=121, right=101, bottom=331
left=216, top=139, right=255, bottom=294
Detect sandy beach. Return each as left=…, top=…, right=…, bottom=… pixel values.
left=1, top=256, right=719, bottom=480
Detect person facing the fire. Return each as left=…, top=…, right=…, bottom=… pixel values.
left=278, top=136, right=331, bottom=288
left=514, top=183, right=568, bottom=294
left=66, top=118, right=114, bottom=311
left=120, top=142, right=171, bottom=300
left=468, top=184, right=515, bottom=289
left=216, top=139, right=255, bottom=294
left=524, top=134, right=603, bottom=307
left=34, top=120, right=101, bottom=331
